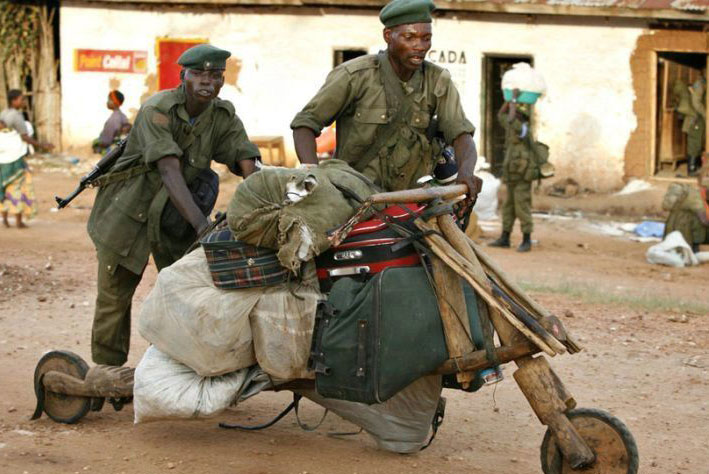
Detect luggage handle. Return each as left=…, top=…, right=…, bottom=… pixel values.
left=327, top=266, right=370, bottom=277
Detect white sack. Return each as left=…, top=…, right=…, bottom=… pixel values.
left=646, top=230, right=699, bottom=267
left=473, top=170, right=501, bottom=221
left=501, top=62, right=547, bottom=95
left=250, top=263, right=322, bottom=380
left=0, top=128, right=27, bottom=164
left=138, top=248, right=258, bottom=377
left=133, top=346, right=249, bottom=423
left=299, top=375, right=442, bottom=453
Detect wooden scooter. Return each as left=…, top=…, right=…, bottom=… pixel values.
left=32, top=184, right=638, bottom=474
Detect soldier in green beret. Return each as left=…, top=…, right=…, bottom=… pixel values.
left=291, top=0, right=481, bottom=199
left=87, top=43, right=260, bottom=366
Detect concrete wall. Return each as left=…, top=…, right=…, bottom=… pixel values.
left=60, top=3, right=649, bottom=191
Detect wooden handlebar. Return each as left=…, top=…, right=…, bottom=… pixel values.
left=367, top=184, right=468, bottom=204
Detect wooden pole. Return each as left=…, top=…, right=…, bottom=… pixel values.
left=415, top=218, right=565, bottom=355
left=466, top=235, right=582, bottom=353
left=435, top=342, right=538, bottom=375
left=368, top=184, right=468, bottom=205
left=430, top=254, right=476, bottom=388
left=416, top=223, right=557, bottom=356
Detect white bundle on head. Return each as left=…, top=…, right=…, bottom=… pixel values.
left=501, top=63, right=547, bottom=95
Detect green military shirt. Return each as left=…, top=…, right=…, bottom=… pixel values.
left=291, top=52, right=474, bottom=191
left=87, top=85, right=260, bottom=274
left=497, top=108, right=533, bottom=183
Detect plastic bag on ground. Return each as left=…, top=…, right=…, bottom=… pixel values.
left=133, top=346, right=249, bottom=423
left=249, top=263, right=322, bottom=380
left=298, top=375, right=442, bottom=454
left=138, top=247, right=258, bottom=377
left=634, top=221, right=665, bottom=238
left=646, top=230, right=699, bottom=267
left=473, top=169, right=501, bottom=221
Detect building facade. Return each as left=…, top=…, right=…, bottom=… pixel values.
left=60, top=0, right=708, bottom=191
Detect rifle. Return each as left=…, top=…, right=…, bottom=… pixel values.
left=54, top=138, right=128, bottom=209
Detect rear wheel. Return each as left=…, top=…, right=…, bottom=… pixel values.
left=540, top=408, right=638, bottom=474
left=33, top=350, right=92, bottom=424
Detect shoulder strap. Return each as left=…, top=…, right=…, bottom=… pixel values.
left=351, top=52, right=417, bottom=174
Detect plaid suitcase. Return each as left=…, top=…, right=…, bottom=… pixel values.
left=201, top=227, right=291, bottom=290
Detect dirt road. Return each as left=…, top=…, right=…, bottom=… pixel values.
left=1, top=169, right=708, bottom=474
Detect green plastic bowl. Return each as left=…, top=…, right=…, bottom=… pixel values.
left=503, top=89, right=541, bottom=104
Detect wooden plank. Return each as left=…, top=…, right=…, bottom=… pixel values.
left=435, top=341, right=538, bottom=375
left=430, top=254, right=476, bottom=388
left=415, top=219, right=560, bottom=356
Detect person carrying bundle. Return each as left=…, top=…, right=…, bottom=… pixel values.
left=489, top=89, right=536, bottom=252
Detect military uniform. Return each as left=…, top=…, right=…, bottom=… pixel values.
left=291, top=52, right=474, bottom=192
left=664, top=185, right=709, bottom=250
left=674, top=78, right=706, bottom=174
left=498, top=108, right=534, bottom=237
left=88, top=45, right=260, bottom=366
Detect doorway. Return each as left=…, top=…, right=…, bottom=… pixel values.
left=156, top=38, right=207, bottom=91
left=333, top=49, right=367, bottom=68
left=655, top=52, right=707, bottom=178
left=482, top=55, right=533, bottom=177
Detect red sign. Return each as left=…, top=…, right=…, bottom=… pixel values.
left=75, top=49, right=148, bottom=73
left=156, top=38, right=207, bottom=90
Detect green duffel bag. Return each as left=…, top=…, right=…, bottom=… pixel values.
left=310, top=266, right=487, bottom=405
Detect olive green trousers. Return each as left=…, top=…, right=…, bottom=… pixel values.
left=687, top=119, right=706, bottom=159
left=665, top=209, right=709, bottom=246
left=501, top=180, right=533, bottom=234
left=91, top=256, right=143, bottom=366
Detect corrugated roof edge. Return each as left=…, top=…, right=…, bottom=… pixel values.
left=76, top=0, right=709, bottom=21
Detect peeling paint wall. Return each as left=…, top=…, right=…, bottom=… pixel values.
left=61, top=4, right=648, bottom=190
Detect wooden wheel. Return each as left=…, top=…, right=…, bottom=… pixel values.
left=541, top=408, right=638, bottom=474
left=33, top=350, right=91, bottom=424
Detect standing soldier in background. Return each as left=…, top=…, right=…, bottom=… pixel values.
left=489, top=89, right=534, bottom=252
left=674, top=76, right=706, bottom=176
left=87, top=44, right=260, bottom=367
left=290, top=0, right=481, bottom=199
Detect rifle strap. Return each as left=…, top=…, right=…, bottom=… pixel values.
left=93, top=164, right=150, bottom=187
left=351, top=52, right=417, bottom=175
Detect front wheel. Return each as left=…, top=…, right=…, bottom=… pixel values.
left=540, top=408, right=638, bottom=474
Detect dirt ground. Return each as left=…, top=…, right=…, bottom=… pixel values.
left=1, top=166, right=708, bottom=474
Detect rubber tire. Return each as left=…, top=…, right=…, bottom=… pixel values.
left=540, top=408, right=639, bottom=474
left=34, top=350, right=92, bottom=424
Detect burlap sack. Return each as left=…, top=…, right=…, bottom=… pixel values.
left=227, top=159, right=376, bottom=273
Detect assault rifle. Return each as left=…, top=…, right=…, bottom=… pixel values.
left=55, top=138, right=128, bottom=209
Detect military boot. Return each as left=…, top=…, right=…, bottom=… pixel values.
left=688, top=156, right=699, bottom=176
left=489, top=231, right=511, bottom=248
left=517, top=233, right=532, bottom=252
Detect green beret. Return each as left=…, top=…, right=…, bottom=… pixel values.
left=178, top=44, right=231, bottom=70
left=380, top=0, right=435, bottom=28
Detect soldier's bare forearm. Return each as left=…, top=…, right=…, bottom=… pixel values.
left=156, top=156, right=208, bottom=231
left=293, top=127, right=319, bottom=165
left=235, top=158, right=257, bottom=178
left=454, top=133, right=477, bottom=173
left=454, top=134, right=482, bottom=198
